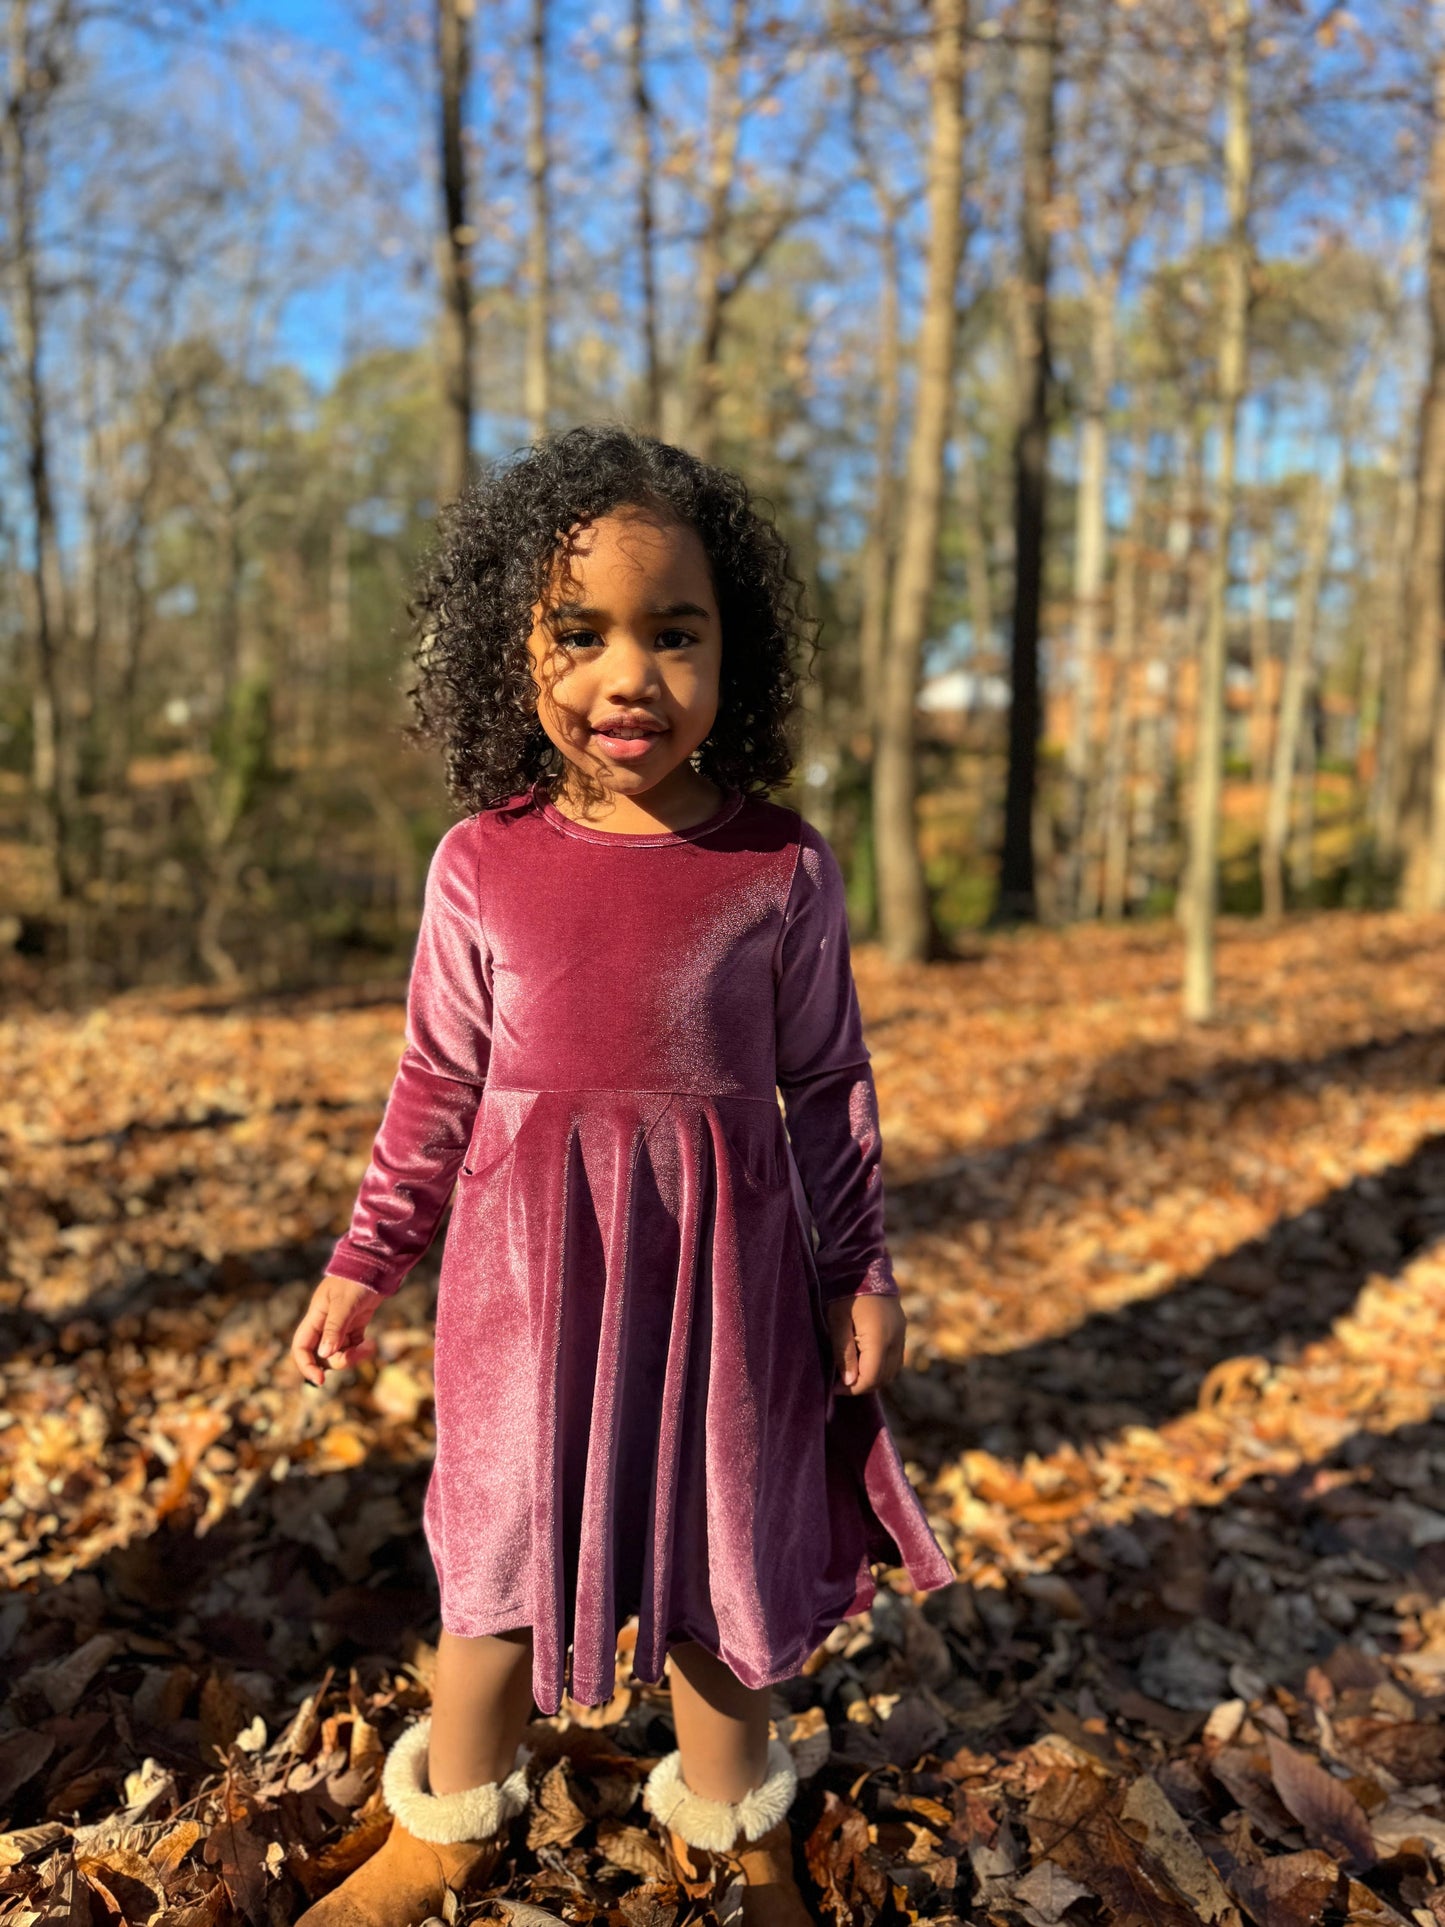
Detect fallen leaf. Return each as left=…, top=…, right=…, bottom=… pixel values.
left=0, top=1823, right=69, bottom=1869
left=806, top=1790, right=889, bottom=1920
left=525, top=1761, right=589, bottom=1852
left=77, top=1845, right=168, bottom=1919
left=1013, top=1857, right=1093, bottom=1922
left=148, top=1821, right=204, bottom=1883
left=200, top=1777, right=269, bottom=1924
left=1026, top=1765, right=1200, bottom=1927
left=1224, top=1847, right=1341, bottom=1927
left=1332, top=1718, right=1445, bottom=1788
left=1119, top=1772, right=1245, bottom=1927
left=20, top=1634, right=120, bottom=1715
left=595, top=1822, right=672, bottom=1880
left=1265, top=1731, right=1376, bottom=1870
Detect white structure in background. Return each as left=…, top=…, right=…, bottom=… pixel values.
left=918, top=666, right=1010, bottom=715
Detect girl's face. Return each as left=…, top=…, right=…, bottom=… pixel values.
left=525, top=509, right=723, bottom=805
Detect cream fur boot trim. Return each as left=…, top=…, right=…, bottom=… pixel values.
left=642, top=1737, right=797, bottom=1853
left=381, top=1715, right=532, bottom=1846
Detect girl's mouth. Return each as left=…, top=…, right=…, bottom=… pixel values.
left=592, top=726, right=668, bottom=761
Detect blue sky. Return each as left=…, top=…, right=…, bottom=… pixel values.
left=33, top=0, right=1430, bottom=634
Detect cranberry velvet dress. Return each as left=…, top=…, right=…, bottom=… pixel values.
left=326, top=779, right=954, bottom=1714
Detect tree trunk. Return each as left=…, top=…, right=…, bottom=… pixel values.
left=1181, top=0, right=1250, bottom=1020
left=1354, top=514, right=1388, bottom=877
left=956, top=417, right=994, bottom=660
left=857, top=210, right=903, bottom=735
left=1262, top=466, right=1335, bottom=919
left=1265, top=341, right=1376, bottom=913
left=844, top=41, right=908, bottom=741
left=77, top=314, right=106, bottom=775
left=4, top=0, right=75, bottom=897
left=111, top=368, right=182, bottom=789
left=114, top=504, right=150, bottom=787
left=524, top=0, right=551, bottom=440
left=436, top=0, right=475, bottom=505
left=1371, top=416, right=1417, bottom=864
left=688, top=0, right=747, bottom=461
left=1146, top=430, right=1203, bottom=914
left=1098, top=531, right=1140, bottom=921
left=327, top=505, right=351, bottom=738
left=873, top=0, right=968, bottom=965
left=1397, top=3, right=1445, bottom=913
left=992, top=0, right=1056, bottom=924
left=216, top=502, right=244, bottom=709
left=1064, top=268, right=1117, bottom=916
left=630, top=0, right=662, bottom=435
left=1247, top=518, right=1274, bottom=785
left=1086, top=436, right=1148, bottom=920
left=686, top=1, right=829, bottom=458
left=1292, top=684, right=1317, bottom=896
left=194, top=671, right=275, bottom=985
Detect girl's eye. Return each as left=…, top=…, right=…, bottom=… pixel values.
left=557, top=629, right=699, bottom=650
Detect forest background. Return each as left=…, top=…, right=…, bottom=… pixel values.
left=6, top=0, right=1439, bottom=1009
left=11, top=4, right=1445, bottom=1926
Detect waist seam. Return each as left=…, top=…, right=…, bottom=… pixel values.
left=484, top=1084, right=779, bottom=1102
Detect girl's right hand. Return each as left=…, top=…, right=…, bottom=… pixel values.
left=291, top=1274, right=384, bottom=1386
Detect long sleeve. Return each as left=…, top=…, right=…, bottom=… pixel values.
left=773, top=820, right=898, bottom=1305
left=325, top=821, right=491, bottom=1296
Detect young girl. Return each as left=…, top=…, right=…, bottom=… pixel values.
left=288, top=423, right=955, bottom=1926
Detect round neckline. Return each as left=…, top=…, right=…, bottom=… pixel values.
left=538, top=782, right=744, bottom=847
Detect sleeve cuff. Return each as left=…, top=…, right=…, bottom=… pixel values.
left=323, top=1243, right=411, bottom=1297
left=817, top=1255, right=900, bottom=1304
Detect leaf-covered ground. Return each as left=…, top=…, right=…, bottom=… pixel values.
left=4, top=910, right=1445, bottom=1926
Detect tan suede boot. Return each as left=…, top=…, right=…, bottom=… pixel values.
left=644, top=1737, right=813, bottom=1926
left=295, top=1716, right=531, bottom=1927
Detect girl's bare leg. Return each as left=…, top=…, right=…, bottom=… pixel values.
left=427, top=1627, right=536, bottom=1794
left=667, top=1640, right=772, bottom=1802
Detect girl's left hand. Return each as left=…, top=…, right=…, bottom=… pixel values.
left=827, top=1293, right=906, bottom=1394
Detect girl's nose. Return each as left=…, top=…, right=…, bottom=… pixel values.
left=602, top=635, right=662, bottom=693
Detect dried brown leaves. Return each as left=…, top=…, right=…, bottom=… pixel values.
left=5, top=914, right=1445, bottom=1921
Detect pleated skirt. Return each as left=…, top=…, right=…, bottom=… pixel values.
left=424, top=1084, right=954, bottom=1715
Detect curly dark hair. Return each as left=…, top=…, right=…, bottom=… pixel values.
left=403, top=421, right=819, bottom=814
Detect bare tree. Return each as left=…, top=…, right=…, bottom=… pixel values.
left=682, top=0, right=834, bottom=459
left=524, top=0, right=551, bottom=441
left=873, top=0, right=969, bottom=964
left=1057, top=20, right=1158, bottom=918
left=1370, top=405, right=1419, bottom=866
left=1245, top=507, right=1275, bottom=785
left=955, top=407, right=995, bottom=659
left=436, top=0, right=474, bottom=504
left=1261, top=468, right=1331, bottom=919
left=992, top=0, right=1057, bottom=924
left=1092, top=435, right=1150, bottom=921
left=629, top=0, right=662, bottom=434
left=1181, top=0, right=1251, bottom=1020
left=844, top=31, right=909, bottom=738
left=3, top=0, right=78, bottom=894
left=1393, top=6, right=1445, bottom=910
left=1261, top=350, right=1373, bottom=918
